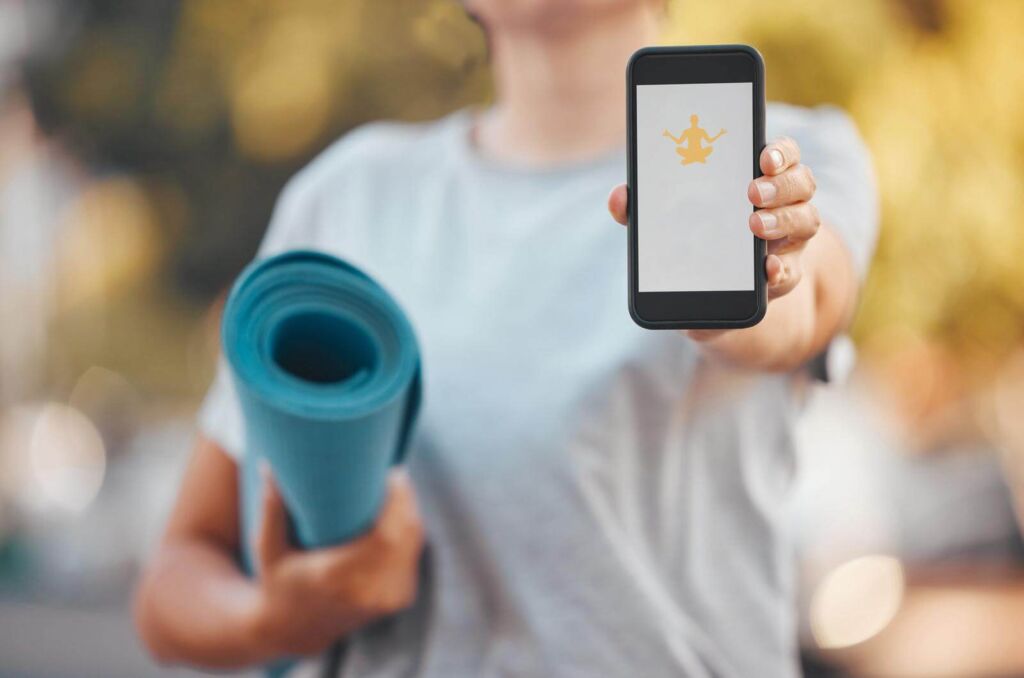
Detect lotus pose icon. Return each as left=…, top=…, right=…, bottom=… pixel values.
left=662, top=114, right=727, bottom=165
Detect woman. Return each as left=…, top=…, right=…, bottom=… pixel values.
left=135, top=1, right=877, bottom=676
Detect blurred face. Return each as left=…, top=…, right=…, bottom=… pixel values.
left=465, top=0, right=656, bottom=33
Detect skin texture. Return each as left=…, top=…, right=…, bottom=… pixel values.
left=135, top=0, right=860, bottom=669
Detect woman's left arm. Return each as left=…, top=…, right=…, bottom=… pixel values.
left=608, top=136, right=859, bottom=372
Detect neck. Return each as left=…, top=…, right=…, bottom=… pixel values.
left=476, top=7, right=659, bottom=167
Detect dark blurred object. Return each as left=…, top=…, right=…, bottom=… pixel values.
left=897, top=0, right=948, bottom=34
left=20, top=0, right=490, bottom=301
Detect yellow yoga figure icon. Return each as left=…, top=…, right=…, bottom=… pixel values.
left=663, top=114, right=726, bottom=165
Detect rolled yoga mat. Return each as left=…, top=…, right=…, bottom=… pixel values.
left=222, top=250, right=421, bottom=567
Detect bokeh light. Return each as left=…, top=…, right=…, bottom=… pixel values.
left=810, top=554, right=906, bottom=650
left=228, top=14, right=336, bottom=162
left=56, top=177, right=160, bottom=312
left=0, top=403, right=106, bottom=516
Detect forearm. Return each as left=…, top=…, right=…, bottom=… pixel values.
left=693, top=223, right=856, bottom=371
left=844, top=577, right=1024, bottom=676
left=134, top=538, right=268, bottom=669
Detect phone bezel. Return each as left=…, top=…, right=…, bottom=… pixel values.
left=627, top=45, right=767, bottom=330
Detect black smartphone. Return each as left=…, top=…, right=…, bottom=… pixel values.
left=626, top=45, right=767, bottom=330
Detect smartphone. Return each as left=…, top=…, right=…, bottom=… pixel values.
left=626, top=45, right=767, bottom=329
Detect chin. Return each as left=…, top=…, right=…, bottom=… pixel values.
left=464, top=0, right=645, bottom=32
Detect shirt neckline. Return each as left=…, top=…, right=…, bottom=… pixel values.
left=449, top=108, right=624, bottom=180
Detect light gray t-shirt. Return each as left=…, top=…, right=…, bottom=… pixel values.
left=199, top=105, right=877, bottom=678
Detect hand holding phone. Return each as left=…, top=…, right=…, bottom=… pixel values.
left=626, top=45, right=767, bottom=329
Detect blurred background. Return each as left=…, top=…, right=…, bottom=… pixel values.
left=1, top=0, right=1023, bottom=676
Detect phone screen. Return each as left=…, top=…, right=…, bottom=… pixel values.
left=636, top=82, right=753, bottom=292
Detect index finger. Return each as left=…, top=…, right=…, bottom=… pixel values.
left=760, top=136, right=801, bottom=176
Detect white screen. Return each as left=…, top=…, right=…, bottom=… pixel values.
left=636, top=82, right=753, bottom=292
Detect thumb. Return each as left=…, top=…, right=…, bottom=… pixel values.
left=255, top=464, right=292, bottom=574
left=607, top=184, right=628, bottom=226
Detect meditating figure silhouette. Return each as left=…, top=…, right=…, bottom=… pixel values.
left=663, top=114, right=727, bottom=165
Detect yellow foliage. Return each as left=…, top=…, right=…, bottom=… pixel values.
left=667, top=0, right=1024, bottom=379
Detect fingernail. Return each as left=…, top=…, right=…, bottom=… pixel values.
left=756, top=181, right=777, bottom=203
left=758, top=211, right=778, bottom=233
left=769, top=149, right=784, bottom=169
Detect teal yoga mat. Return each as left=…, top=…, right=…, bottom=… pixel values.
left=222, top=250, right=421, bottom=566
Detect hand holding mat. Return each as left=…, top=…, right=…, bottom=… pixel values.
left=221, top=250, right=422, bottom=563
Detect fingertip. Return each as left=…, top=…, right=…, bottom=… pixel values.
left=388, top=467, right=410, bottom=488
left=760, top=147, right=784, bottom=176
left=607, top=184, right=628, bottom=226
left=754, top=210, right=782, bottom=238
left=748, top=211, right=767, bottom=238
left=386, top=468, right=416, bottom=507
left=747, top=180, right=763, bottom=207
left=767, top=136, right=801, bottom=173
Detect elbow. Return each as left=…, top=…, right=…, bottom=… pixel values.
left=132, top=565, right=179, bottom=666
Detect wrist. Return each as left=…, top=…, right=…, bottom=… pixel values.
left=685, top=323, right=781, bottom=371
left=685, top=328, right=728, bottom=344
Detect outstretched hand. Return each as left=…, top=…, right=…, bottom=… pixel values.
left=607, top=135, right=843, bottom=367
left=607, top=135, right=819, bottom=304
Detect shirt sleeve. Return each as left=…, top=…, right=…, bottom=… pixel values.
left=767, top=103, right=879, bottom=279
left=196, top=172, right=322, bottom=459
left=197, top=359, right=245, bottom=458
